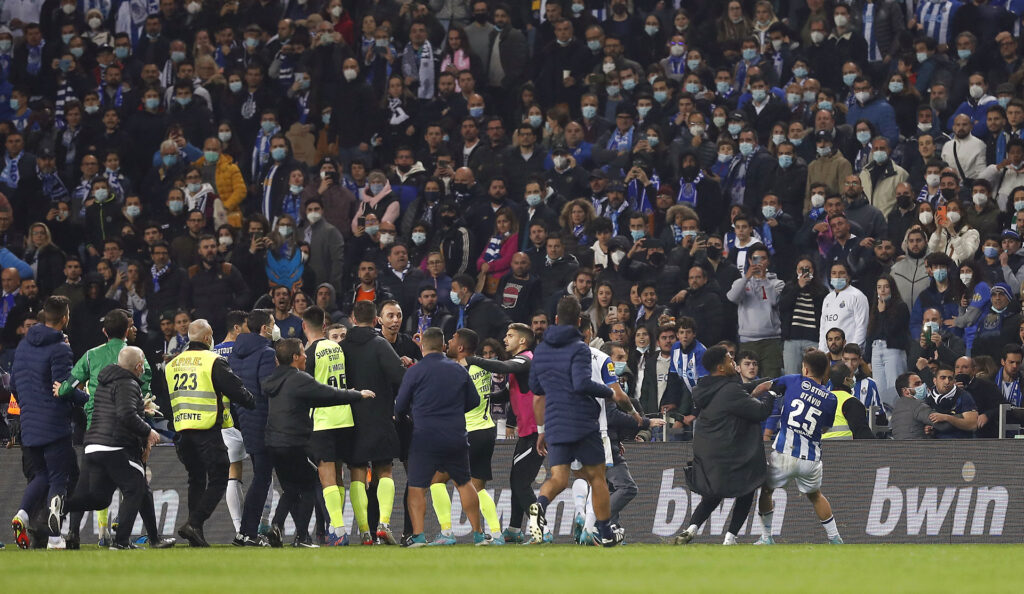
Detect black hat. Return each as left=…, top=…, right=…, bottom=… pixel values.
left=615, top=104, right=636, bottom=119
left=728, top=110, right=746, bottom=121
left=606, top=180, right=625, bottom=193
left=590, top=169, right=608, bottom=180
left=37, top=147, right=55, bottom=159
left=814, top=129, right=834, bottom=142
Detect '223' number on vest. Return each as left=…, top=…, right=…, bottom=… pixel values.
left=172, top=372, right=199, bottom=391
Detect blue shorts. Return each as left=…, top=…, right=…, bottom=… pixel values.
left=547, top=431, right=604, bottom=468
left=407, top=438, right=471, bottom=488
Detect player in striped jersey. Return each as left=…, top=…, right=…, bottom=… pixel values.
left=755, top=349, right=844, bottom=544
left=213, top=310, right=249, bottom=536
left=841, top=344, right=888, bottom=423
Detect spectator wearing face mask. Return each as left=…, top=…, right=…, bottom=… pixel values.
left=890, top=372, right=950, bottom=439
left=351, top=170, right=399, bottom=236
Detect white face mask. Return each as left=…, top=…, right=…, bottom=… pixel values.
left=343, top=68, right=357, bottom=82
left=973, top=193, right=988, bottom=206
left=925, top=173, right=940, bottom=187
left=306, top=211, right=322, bottom=224
left=810, top=193, right=825, bottom=208
left=946, top=211, right=961, bottom=224
left=219, top=235, right=233, bottom=247
left=919, top=211, right=934, bottom=225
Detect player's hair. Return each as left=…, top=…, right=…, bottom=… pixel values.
left=352, top=300, right=378, bottom=324
left=420, top=327, right=445, bottom=352
left=701, top=345, right=730, bottom=373
left=579, top=313, right=594, bottom=333
left=1002, top=344, right=1024, bottom=360
left=247, top=309, right=272, bottom=334
left=302, top=306, right=326, bottom=329
left=455, top=328, right=479, bottom=354
left=829, top=364, right=852, bottom=391
left=102, top=309, right=131, bottom=338
left=508, top=323, right=535, bottom=349
left=802, top=350, right=830, bottom=381
left=894, top=372, right=917, bottom=396
left=225, top=310, right=249, bottom=332
left=841, top=343, right=862, bottom=357
left=43, top=296, right=70, bottom=325
left=556, top=295, right=581, bottom=325
left=275, top=338, right=304, bottom=365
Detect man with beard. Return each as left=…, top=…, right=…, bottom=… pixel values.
left=842, top=175, right=887, bottom=239
left=824, top=327, right=847, bottom=366
left=436, top=202, right=473, bottom=277
left=940, top=114, right=988, bottom=182
left=673, top=265, right=725, bottom=347
left=403, top=286, right=454, bottom=338
left=886, top=183, right=921, bottom=250
left=850, top=238, right=896, bottom=299
left=69, top=275, right=122, bottom=359
left=891, top=227, right=932, bottom=307
left=187, top=236, right=250, bottom=338
left=496, top=252, right=543, bottom=324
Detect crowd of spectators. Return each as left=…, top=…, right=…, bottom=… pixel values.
left=2, top=0, right=1024, bottom=442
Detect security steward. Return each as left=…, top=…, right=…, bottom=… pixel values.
left=61, top=347, right=175, bottom=549
left=167, top=319, right=255, bottom=546
left=822, top=364, right=873, bottom=440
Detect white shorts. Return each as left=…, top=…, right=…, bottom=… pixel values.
left=222, top=427, right=248, bottom=464
left=766, top=450, right=822, bottom=494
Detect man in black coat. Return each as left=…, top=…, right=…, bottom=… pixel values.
left=450, top=274, right=512, bottom=342
left=63, top=347, right=172, bottom=549
left=674, top=346, right=775, bottom=545
left=145, top=241, right=189, bottom=326
left=187, top=237, right=251, bottom=339
left=495, top=253, right=543, bottom=324
left=740, top=76, right=790, bottom=144
left=673, top=265, right=725, bottom=347
left=341, top=300, right=407, bottom=545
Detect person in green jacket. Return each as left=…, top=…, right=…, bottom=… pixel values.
left=65, top=310, right=152, bottom=427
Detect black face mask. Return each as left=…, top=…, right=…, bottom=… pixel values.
left=940, top=188, right=958, bottom=200
left=452, top=183, right=468, bottom=194
left=612, top=3, right=627, bottom=15
left=706, top=245, right=722, bottom=260
left=680, top=165, right=698, bottom=179
left=473, top=13, right=488, bottom=24
left=897, top=194, right=913, bottom=209
left=441, top=215, right=456, bottom=226
left=955, top=373, right=972, bottom=385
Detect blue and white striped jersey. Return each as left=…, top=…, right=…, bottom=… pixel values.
left=770, top=374, right=837, bottom=462
left=915, top=0, right=964, bottom=46
left=853, top=376, right=886, bottom=421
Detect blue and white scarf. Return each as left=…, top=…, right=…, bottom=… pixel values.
left=483, top=232, right=509, bottom=263
left=676, top=170, right=705, bottom=206
left=0, top=153, right=22, bottom=188
left=606, top=126, right=634, bottom=152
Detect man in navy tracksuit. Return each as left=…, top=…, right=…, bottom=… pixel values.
left=395, top=327, right=486, bottom=547
left=10, top=296, right=89, bottom=549
left=526, top=296, right=616, bottom=546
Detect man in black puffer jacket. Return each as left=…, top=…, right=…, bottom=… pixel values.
left=63, top=347, right=173, bottom=549
left=260, top=338, right=373, bottom=548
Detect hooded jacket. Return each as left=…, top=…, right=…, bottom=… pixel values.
left=342, top=325, right=406, bottom=461
left=11, top=324, right=88, bottom=447
left=528, top=325, right=613, bottom=443
left=688, top=374, right=774, bottom=497
left=262, top=365, right=364, bottom=448
left=84, top=364, right=152, bottom=456
left=316, top=282, right=345, bottom=323
left=228, top=332, right=276, bottom=453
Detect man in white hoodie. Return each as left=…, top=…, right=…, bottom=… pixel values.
left=726, top=243, right=785, bottom=378
left=819, top=261, right=869, bottom=350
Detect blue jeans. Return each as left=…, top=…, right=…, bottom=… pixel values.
left=783, top=339, right=816, bottom=375
left=871, top=340, right=907, bottom=411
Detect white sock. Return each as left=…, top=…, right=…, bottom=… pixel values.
left=225, top=478, right=243, bottom=533
left=821, top=516, right=840, bottom=539
left=760, top=511, right=773, bottom=536
left=260, top=483, right=273, bottom=526
left=48, top=536, right=63, bottom=546
left=16, top=509, right=28, bottom=524
left=571, top=479, right=589, bottom=518
left=723, top=532, right=737, bottom=545
left=686, top=523, right=698, bottom=535
left=583, top=491, right=596, bottom=533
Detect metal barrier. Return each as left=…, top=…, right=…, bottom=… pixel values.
left=868, top=405, right=892, bottom=437
left=997, top=403, right=1024, bottom=438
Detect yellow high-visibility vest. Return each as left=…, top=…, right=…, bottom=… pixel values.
left=465, top=364, right=495, bottom=432
left=166, top=350, right=221, bottom=431
left=822, top=390, right=853, bottom=439
left=310, top=339, right=353, bottom=431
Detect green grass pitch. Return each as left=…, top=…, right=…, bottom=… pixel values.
left=5, top=544, right=1022, bottom=592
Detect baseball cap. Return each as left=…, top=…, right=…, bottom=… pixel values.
left=1001, top=229, right=1021, bottom=242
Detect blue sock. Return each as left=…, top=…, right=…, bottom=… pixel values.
left=537, top=495, right=550, bottom=514
left=596, top=519, right=613, bottom=540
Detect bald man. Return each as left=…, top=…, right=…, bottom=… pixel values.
left=941, top=114, right=987, bottom=181
left=0, top=267, right=21, bottom=328
left=62, top=347, right=174, bottom=549
left=167, top=319, right=255, bottom=547
left=496, top=252, right=543, bottom=323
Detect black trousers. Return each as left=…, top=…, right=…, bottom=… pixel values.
left=689, top=490, right=756, bottom=536
left=269, top=446, right=319, bottom=539
left=65, top=450, right=147, bottom=545
left=239, top=449, right=273, bottom=538
left=508, top=434, right=544, bottom=529
left=175, top=429, right=229, bottom=528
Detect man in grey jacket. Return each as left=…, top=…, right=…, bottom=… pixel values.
left=890, top=372, right=949, bottom=439
left=726, top=243, right=785, bottom=378
left=302, top=199, right=345, bottom=294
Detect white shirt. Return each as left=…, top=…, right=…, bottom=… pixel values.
left=940, top=134, right=988, bottom=181
left=0, top=0, right=45, bottom=36
left=819, top=285, right=869, bottom=350
left=979, top=163, right=1024, bottom=210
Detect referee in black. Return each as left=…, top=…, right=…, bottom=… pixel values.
left=62, top=347, right=174, bottom=549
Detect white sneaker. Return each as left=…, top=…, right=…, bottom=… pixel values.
left=723, top=533, right=737, bottom=546
left=47, top=537, right=67, bottom=550
left=754, top=534, right=775, bottom=545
